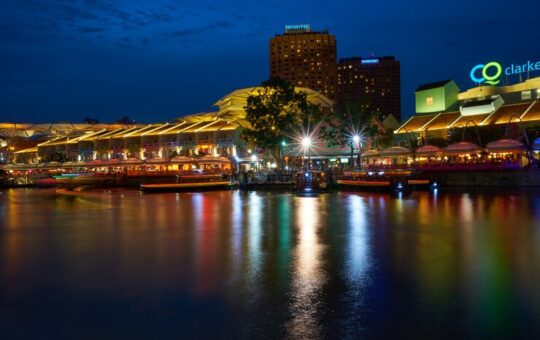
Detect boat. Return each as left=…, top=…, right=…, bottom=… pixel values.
left=337, top=170, right=434, bottom=191
left=140, top=172, right=235, bottom=192
left=53, top=173, right=118, bottom=188
left=295, top=170, right=328, bottom=193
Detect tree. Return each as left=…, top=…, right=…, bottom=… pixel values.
left=319, top=100, right=378, bottom=168
left=243, top=77, right=321, bottom=166
left=116, top=116, right=135, bottom=125
left=83, top=117, right=99, bottom=124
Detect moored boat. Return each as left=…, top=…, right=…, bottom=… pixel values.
left=296, top=170, right=329, bottom=193
left=140, top=172, right=235, bottom=192
left=337, top=170, right=434, bottom=191
left=54, top=173, right=118, bottom=189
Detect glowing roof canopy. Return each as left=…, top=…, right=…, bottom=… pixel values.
left=213, top=86, right=334, bottom=122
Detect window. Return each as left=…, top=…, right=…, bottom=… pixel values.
left=426, top=97, right=434, bottom=106
left=522, top=90, right=532, bottom=100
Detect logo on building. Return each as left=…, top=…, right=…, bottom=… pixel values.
left=285, top=24, right=311, bottom=32
left=470, top=59, right=540, bottom=85
left=470, top=62, right=502, bottom=85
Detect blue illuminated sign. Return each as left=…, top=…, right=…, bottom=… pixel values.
left=470, top=62, right=502, bottom=85
left=505, top=60, right=540, bottom=76
left=361, top=59, right=379, bottom=64
left=285, top=24, right=310, bottom=32
left=471, top=59, right=540, bottom=85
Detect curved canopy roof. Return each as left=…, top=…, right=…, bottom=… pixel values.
left=213, top=86, right=334, bottom=122
left=416, top=145, right=442, bottom=157
left=363, top=149, right=380, bottom=157
left=444, top=142, right=483, bottom=155
left=380, top=146, right=411, bottom=157
left=196, top=155, right=231, bottom=163
left=170, top=156, right=196, bottom=163
left=485, top=139, right=525, bottom=153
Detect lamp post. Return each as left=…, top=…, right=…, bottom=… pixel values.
left=301, top=136, right=312, bottom=170
left=281, top=140, right=287, bottom=170
left=352, top=135, right=360, bottom=168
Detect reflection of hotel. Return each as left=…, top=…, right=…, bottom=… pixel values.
left=7, top=87, right=333, bottom=169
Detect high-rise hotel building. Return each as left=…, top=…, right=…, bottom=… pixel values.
left=338, top=56, right=401, bottom=121
left=270, top=25, right=337, bottom=100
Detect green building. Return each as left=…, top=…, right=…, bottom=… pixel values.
left=415, top=80, right=459, bottom=114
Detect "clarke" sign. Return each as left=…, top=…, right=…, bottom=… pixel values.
left=470, top=59, right=540, bottom=85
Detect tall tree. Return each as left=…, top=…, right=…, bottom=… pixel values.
left=319, top=100, right=378, bottom=168
left=243, top=77, right=321, bottom=165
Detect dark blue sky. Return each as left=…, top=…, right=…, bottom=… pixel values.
left=0, top=0, right=538, bottom=123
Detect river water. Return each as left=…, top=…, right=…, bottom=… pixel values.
left=1, top=188, right=540, bottom=338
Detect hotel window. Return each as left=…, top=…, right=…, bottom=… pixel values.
left=426, top=97, right=434, bottom=106
left=522, top=90, right=532, bottom=100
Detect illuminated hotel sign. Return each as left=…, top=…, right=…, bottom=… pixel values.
left=285, top=24, right=311, bottom=32
left=470, top=59, right=540, bottom=85
left=361, top=59, right=379, bottom=64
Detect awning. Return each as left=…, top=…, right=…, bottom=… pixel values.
left=380, top=146, right=411, bottom=157
left=146, top=158, right=168, bottom=164
left=196, top=156, right=231, bottom=163
left=122, top=158, right=143, bottom=165
left=362, top=149, right=380, bottom=157
left=170, top=156, right=196, bottom=163
left=416, top=145, right=442, bottom=157
left=485, top=139, right=525, bottom=153
left=444, top=142, right=483, bottom=155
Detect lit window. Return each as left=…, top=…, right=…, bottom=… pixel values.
left=522, top=90, right=532, bottom=100
left=426, top=97, right=434, bottom=106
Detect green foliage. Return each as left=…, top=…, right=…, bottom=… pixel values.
left=377, top=129, right=395, bottom=149
left=243, top=77, right=321, bottom=153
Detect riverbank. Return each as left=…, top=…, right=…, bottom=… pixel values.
left=3, top=168, right=540, bottom=190
left=422, top=168, right=540, bottom=187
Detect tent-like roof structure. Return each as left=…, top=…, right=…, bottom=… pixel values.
left=444, top=142, right=483, bottom=155
left=416, top=145, right=442, bottom=157
left=396, top=101, right=540, bottom=134
left=380, top=146, right=411, bottom=157
left=213, top=86, right=334, bottom=123
left=485, top=139, right=525, bottom=153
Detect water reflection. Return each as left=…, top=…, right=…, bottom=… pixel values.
left=346, top=195, right=370, bottom=281
left=2, top=188, right=540, bottom=337
left=287, top=196, right=326, bottom=339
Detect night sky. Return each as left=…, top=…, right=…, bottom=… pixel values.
left=1, top=0, right=538, bottom=123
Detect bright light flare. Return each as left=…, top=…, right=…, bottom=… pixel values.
left=301, top=136, right=312, bottom=149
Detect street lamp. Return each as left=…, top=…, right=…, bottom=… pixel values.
left=352, top=134, right=361, bottom=169
left=280, top=140, right=287, bottom=170
left=301, top=136, right=312, bottom=169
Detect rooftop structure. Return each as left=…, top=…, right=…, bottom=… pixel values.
left=396, top=76, right=540, bottom=138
